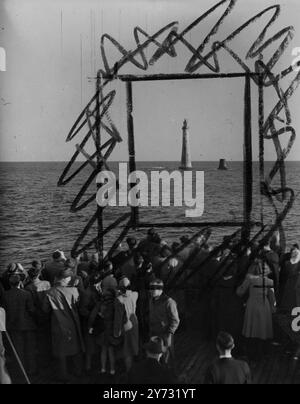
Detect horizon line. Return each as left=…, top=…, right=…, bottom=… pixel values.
left=0, top=160, right=300, bottom=163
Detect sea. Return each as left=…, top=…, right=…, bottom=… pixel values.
left=0, top=161, right=299, bottom=273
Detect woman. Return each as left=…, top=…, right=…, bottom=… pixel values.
left=280, top=248, right=300, bottom=312
left=114, top=278, right=139, bottom=372
left=237, top=259, right=275, bottom=361
left=1, top=263, right=27, bottom=290
left=89, top=288, right=117, bottom=375
left=279, top=248, right=300, bottom=359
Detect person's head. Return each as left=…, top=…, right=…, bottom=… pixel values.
left=245, top=246, right=252, bottom=256
left=52, top=250, right=66, bottom=262
left=168, top=258, right=178, bottom=272
left=88, top=261, right=99, bottom=275
left=147, top=228, right=156, bottom=240
left=216, top=332, right=235, bottom=356
left=291, top=247, right=300, bottom=259
left=103, top=260, right=113, bottom=276
left=31, top=260, right=42, bottom=271
left=56, top=268, right=73, bottom=285
left=144, top=336, right=165, bottom=361
left=180, top=236, right=190, bottom=245
left=160, top=245, right=172, bottom=258
left=250, top=258, right=271, bottom=277
left=64, top=258, right=78, bottom=274
left=28, top=266, right=42, bottom=280
left=222, top=248, right=232, bottom=258
left=152, top=233, right=161, bottom=245
left=89, top=272, right=102, bottom=288
left=8, top=274, right=22, bottom=288
left=223, top=265, right=237, bottom=279
left=134, top=253, right=144, bottom=269
left=91, top=253, right=99, bottom=263
left=194, top=235, right=205, bottom=247
left=7, top=262, right=25, bottom=275
left=249, top=257, right=262, bottom=275
left=292, top=243, right=300, bottom=252
left=126, top=237, right=137, bottom=251
left=6, top=263, right=26, bottom=282
left=119, top=277, right=131, bottom=294
left=145, top=262, right=153, bottom=273
left=202, top=243, right=210, bottom=251
left=149, top=279, right=164, bottom=299
left=262, top=240, right=271, bottom=251
left=80, top=251, right=89, bottom=262
left=290, top=248, right=300, bottom=263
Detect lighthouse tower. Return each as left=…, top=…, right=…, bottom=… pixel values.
left=179, top=119, right=193, bottom=170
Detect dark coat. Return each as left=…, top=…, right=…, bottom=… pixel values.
left=0, top=283, right=4, bottom=306
left=205, top=358, right=251, bottom=385
left=43, top=285, right=85, bottom=357
left=2, top=288, right=36, bottom=331
left=149, top=294, right=180, bottom=338
left=280, top=261, right=300, bottom=312
left=210, top=276, right=244, bottom=340
left=128, top=358, right=176, bottom=384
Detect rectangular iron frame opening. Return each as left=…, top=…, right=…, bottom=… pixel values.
left=110, top=71, right=263, bottom=243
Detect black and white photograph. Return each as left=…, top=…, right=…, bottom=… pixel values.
left=1, top=0, right=300, bottom=388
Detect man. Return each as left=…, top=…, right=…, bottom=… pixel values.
left=148, top=279, right=180, bottom=368
left=0, top=307, right=11, bottom=384
left=205, top=332, right=251, bottom=385
left=152, top=245, right=172, bottom=277
left=2, top=274, right=37, bottom=376
left=128, top=336, right=176, bottom=384
left=43, top=268, right=85, bottom=382
left=42, top=250, right=66, bottom=286
left=138, top=228, right=157, bottom=256
left=117, top=237, right=139, bottom=281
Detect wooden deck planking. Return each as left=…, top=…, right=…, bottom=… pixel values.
left=7, top=327, right=300, bottom=384
left=176, top=330, right=300, bottom=385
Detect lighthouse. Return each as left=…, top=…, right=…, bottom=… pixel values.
left=179, top=119, right=193, bottom=170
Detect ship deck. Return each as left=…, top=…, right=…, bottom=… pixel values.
left=6, top=322, right=300, bottom=385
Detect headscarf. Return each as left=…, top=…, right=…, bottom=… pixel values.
left=290, top=248, right=300, bottom=265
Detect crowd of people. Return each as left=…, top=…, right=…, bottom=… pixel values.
left=0, top=228, right=299, bottom=384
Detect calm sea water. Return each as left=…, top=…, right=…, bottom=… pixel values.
left=0, top=161, right=299, bottom=273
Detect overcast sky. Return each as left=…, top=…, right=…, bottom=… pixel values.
left=0, top=0, right=300, bottom=161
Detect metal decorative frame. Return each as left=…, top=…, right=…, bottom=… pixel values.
left=58, top=1, right=298, bottom=285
